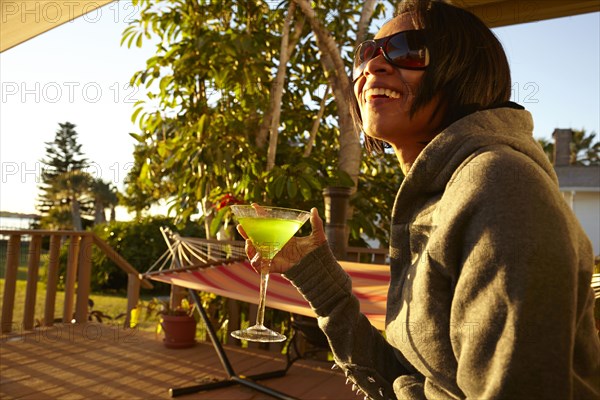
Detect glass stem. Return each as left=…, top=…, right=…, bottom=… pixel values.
left=255, top=258, right=271, bottom=328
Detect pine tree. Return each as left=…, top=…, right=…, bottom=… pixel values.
left=37, top=122, right=92, bottom=229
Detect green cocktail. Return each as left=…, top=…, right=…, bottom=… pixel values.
left=230, top=205, right=310, bottom=342
left=236, top=217, right=304, bottom=260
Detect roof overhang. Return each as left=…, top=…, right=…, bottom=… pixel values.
left=454, top=0, right=600, bottom=28
left=555, top=165, right=600, bottom=191
left=1, top=0, right=599, bottom=53
left=1, top=0, right=114, bottom=52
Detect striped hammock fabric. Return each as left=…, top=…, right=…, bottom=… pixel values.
left=146, top=259, right=389, bottom=331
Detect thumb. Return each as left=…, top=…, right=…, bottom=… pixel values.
left=309, top=207, right=326, bottom=241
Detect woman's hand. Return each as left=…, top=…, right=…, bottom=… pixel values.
left=237, top=207, right=327, bottom=274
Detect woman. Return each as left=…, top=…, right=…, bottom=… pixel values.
left=240, top=0, right=600, bottom=398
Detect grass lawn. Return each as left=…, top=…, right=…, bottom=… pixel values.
left=0, top=265, right=160, bottom=334
left=0, top=239, right=161, bottom=334
left=0, top=275, right=234, bottom=342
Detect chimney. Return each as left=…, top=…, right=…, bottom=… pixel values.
left=552, top=129, right=573, bottom=166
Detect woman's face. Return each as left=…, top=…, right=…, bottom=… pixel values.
left=353, top=14, right=443, bottom=148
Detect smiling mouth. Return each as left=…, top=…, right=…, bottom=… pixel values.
left=364, top=87, right=402, bottom=101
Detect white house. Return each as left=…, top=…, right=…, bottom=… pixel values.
left=553, top=129, right=600, bottom=256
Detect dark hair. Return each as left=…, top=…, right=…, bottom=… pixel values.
left=352, top=0, right=512, bottom=154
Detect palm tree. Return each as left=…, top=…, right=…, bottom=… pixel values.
left=571, top=129, right=600, bottom=166
left=537, top=130, right=599, bottom=166
left=537, top=138, right=554, bottom=164
left=91, top=178, right=119, bottom=224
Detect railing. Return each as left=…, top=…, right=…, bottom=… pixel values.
left=0, top=230, right=152, bottom=334
left=346, top=246, right=389, bottom=264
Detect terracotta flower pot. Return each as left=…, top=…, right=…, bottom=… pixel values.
left=161, top=314, right=197, bottom=349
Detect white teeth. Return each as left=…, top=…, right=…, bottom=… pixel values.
left=365, top=87, right=401, bottom=99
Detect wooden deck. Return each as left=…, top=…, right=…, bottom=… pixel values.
left=0, top=323, right=355, bottom=399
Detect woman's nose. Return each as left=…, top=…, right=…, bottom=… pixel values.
left=362, top=48, right=394, bottom=78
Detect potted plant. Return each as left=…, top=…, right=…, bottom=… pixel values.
left=132, top=297, right=198, bottom=349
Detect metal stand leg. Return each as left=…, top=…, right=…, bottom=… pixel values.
left=168, top=290, right=298, bottom=400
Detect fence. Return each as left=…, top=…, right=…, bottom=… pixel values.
left=0, top=230, right=152, bottom=334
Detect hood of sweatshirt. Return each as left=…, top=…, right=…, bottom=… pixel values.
left=393, top=103, right=556, bottom=219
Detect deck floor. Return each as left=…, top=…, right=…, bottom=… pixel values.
left=0, top=323, right=355, bottom=399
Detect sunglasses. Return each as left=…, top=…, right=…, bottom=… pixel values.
left=353, top=29, right=429, bottom=81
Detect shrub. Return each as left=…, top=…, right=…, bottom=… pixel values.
left=53, top=216, right=205, bottom=293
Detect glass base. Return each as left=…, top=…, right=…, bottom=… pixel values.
left=230, top=324, right=287, bottom=343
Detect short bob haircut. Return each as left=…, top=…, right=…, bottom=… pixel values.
left=351, top=0, right=512, bottom=154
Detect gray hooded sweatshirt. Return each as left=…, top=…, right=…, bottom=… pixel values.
left=285, top=105, right=600, bottom=399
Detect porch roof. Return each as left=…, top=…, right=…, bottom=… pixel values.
left=2, top=0, right=599, bottom=53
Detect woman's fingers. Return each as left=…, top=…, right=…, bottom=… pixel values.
left=251, top=203, right=268, bottom=216
left=244, top=238, right=261, bottom=273
left=240, top=206, right=327, bottom=275
left=236, top=224, right=247, bottom=239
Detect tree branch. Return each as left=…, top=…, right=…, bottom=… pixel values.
left=292, top=0, right=350, bottom=95
left=266, top=1, right=297, bottom=171
left=356, top=0, right=377, bottom=45
left=256, top=3, right=299, bottom=151
left=303, top=85, right=330, bottom=157
left=294, top=0, right=362, bottom=185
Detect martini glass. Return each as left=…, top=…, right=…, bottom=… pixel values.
left=229, top=205, right=310, bottom=342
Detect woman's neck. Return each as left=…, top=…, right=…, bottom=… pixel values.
left=393, top=142, right=429, bottom=175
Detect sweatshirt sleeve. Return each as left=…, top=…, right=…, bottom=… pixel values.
left=284, top=244, right=409, bottom=400
left=442, top=148, right=600, bottom=399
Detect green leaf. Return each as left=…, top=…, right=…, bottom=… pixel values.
left=252, top=184, right=263, bottom=200
left=139, top=161, right=149, bottom=178
left=127, top=31, right=137, bottom=48
left=120, top=26, right=134, bottom=47
left=197, top=114, right=207, bottom=137
left=159, top=75, right=174, bottom=93
left=304, top=174, right=322, bottom=190
left=157, top=143, right=168, bottom=158
left=209, top=207, right=228, bottom=237
left=131, top=107, right=144, bottom=124
left=129, top=132, right=145, bottom=142
left=274, top=176, right=286, bottom=198
left=297, top=177, right=312, bottom=201
left=286, top=177, right=298, bottom=199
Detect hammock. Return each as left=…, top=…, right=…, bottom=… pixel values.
left=144, top=228, right=390, bottom=331
left=143, top=228, right=389, bottom=398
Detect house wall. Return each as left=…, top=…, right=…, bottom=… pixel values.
left=563, top=191, right=600, bottom=256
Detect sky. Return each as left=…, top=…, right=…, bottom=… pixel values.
left=1, top=2, right=599, bottom=217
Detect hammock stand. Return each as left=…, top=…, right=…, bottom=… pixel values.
left=143, top=227, right=389, bottom=398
